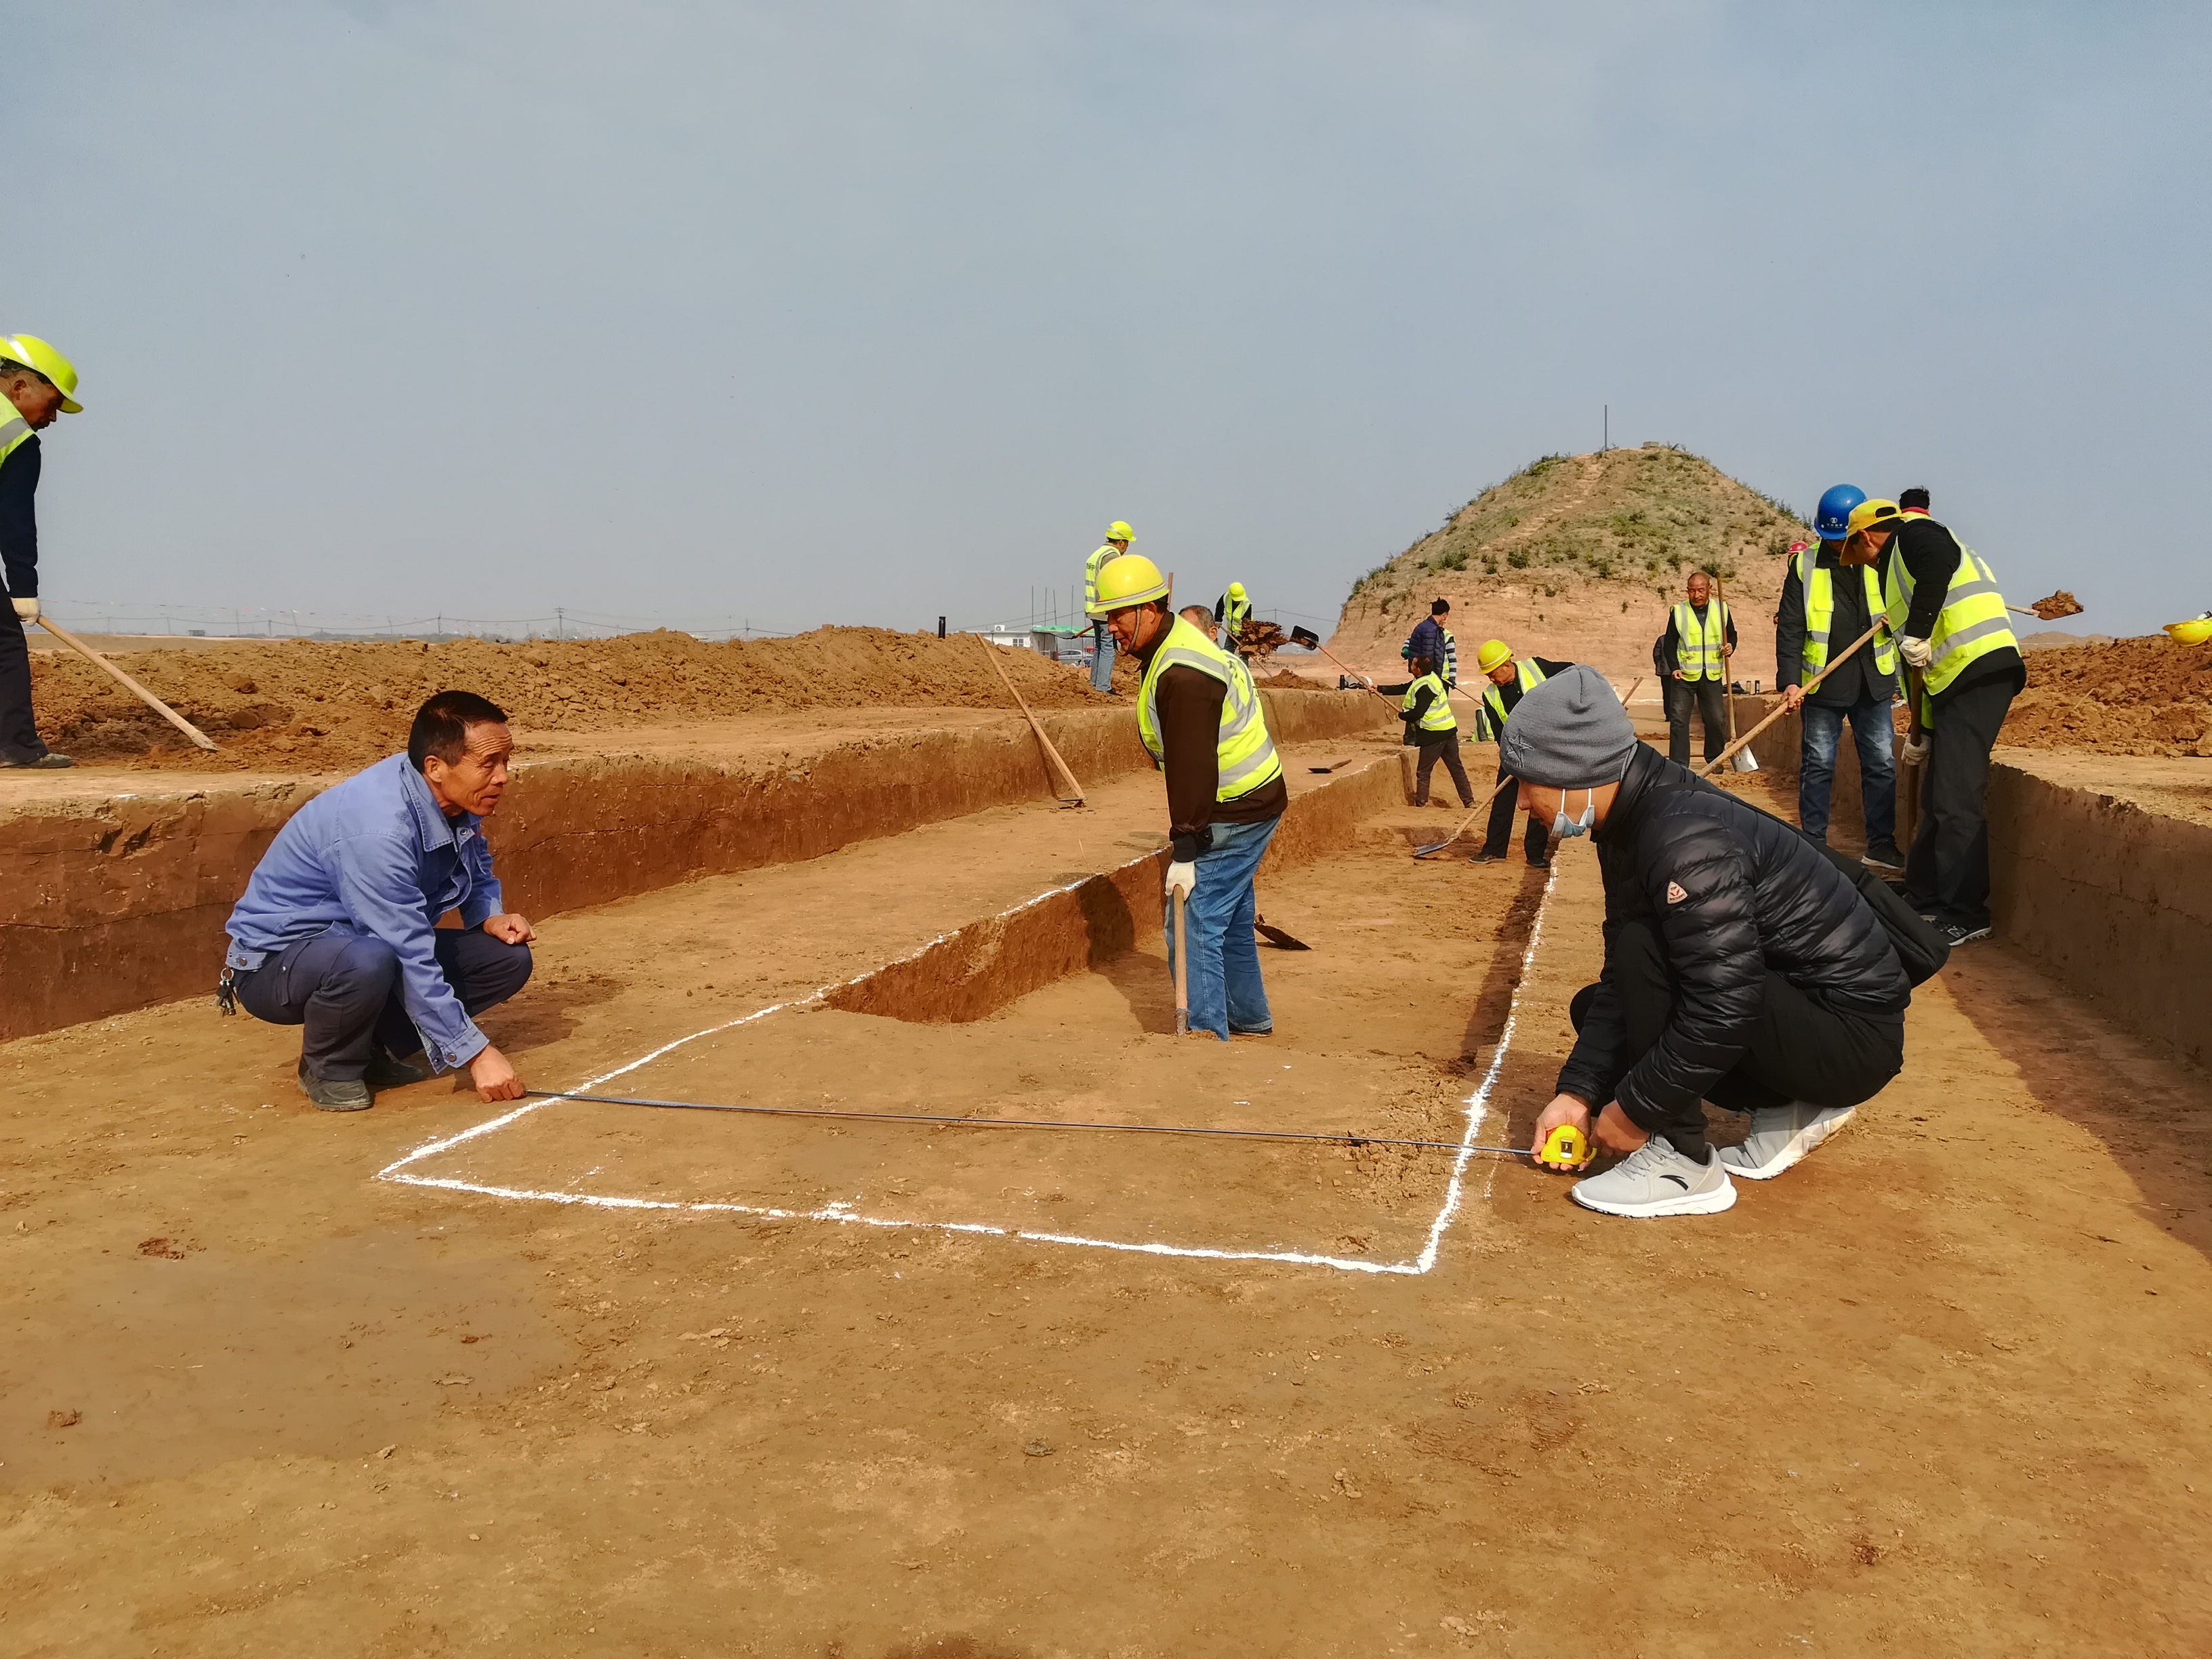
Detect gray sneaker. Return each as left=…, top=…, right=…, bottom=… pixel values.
left=1717, top=1101, right=1856, bottom=1181
left=297, top=1059, right=373, bottom=1112
left=1569, top=1139, right=1736, bottom=1218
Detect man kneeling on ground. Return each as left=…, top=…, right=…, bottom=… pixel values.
left=223, top=691, right=537, bottom=1111
left=1513, top=667, right=1912, bottom=1218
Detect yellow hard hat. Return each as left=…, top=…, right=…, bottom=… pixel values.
left=1475, top=638, right=1513, bottom=674
left=1845, top=498, right=1904, bottom=538
left=1227, top=581, right=1246, bottom=600
left=0, top=335, right=81, bottom=412
left=1094, top=553, right=1170, bottom=611
left=1106, top=521, right=1134, bottom=544
left=2165, top=612, right=2212, bottom=647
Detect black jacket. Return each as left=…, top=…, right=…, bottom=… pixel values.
left=1881, top=516, right=2024, bottom=701
left=1774, top=543, right=1893, bottom=707
left=0, top=434, right=40, bottom=599
left=1557, top=745, right=1911, bottom=1132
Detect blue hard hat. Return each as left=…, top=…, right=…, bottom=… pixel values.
left=1814, top=484, right=1866, bottom=542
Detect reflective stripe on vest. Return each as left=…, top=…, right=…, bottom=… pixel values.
left=1671, top=600, right=1728, bottom=680
left=1478, top=657, right=1549, bottom=742
left=1136, top=615, right=1285, bottom=801
left=1402, top=672, right=1456, bottom=734
left=1221, top=596, right=1250, bottom=630
left=1883, top=533, right=2018, bottom=699
left=1795, top=547, right=1897, bottom=680
left=0, top=416, right=30, bottom=470
left=1441, top=630, right=1459, bottom=683
left=1084, top=545, right=1115, bottom=619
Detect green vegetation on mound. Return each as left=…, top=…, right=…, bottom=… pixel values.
left=1351, top=445, right=1810, bottom=602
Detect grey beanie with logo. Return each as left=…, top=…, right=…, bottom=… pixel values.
left=1499, top=664, right=1639, bottom=787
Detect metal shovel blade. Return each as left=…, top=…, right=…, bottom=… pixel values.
left=1727, top=744, right=1760, bottom=773
left=1254, top=916, right=1311, bottom=950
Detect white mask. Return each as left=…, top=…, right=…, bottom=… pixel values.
left=1551, top=790, right=1597, bottom=839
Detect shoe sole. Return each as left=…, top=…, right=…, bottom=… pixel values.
left=1944, top=926, right=1992, bottom=945
left=1568, top=1174, right=1737, bottom=1218
left=1719, top=1107, right=1855, bottom=1181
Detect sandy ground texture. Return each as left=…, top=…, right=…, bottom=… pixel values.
left=20, top=627, right=1129, bottom=772
left=5, top=758, right=2212, bottom=1654
left=2003, top=633, right=2212, bottom=755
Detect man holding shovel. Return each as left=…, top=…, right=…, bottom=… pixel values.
left=0, top=335, right=85, bottom=769
left=1777, top=483, right=1905, bottom=872
left=1660, top=570, right=1736, bottom=769
left=1096, top=552, right=1286, bottom=1041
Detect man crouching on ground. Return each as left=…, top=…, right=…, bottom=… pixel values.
left=1513, top=667, right=1911, bottom=1217
left=222, top=691, right=537, bottom=1111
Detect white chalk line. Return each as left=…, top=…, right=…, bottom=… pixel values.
left=377, top=850, right=1559, bottom=1277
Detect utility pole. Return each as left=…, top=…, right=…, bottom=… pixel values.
left=557, top=607, right=566, bottom=640
left=1603, top=405, right=1609, bottom=451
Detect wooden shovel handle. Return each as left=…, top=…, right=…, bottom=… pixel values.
left=39, top=616, right=220, bottom=752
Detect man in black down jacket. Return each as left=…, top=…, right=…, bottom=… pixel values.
left=1507, top=668, right=1912, bottom=1218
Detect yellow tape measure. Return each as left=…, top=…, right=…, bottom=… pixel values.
left=1540, top=1124, right=1593, bottom=1170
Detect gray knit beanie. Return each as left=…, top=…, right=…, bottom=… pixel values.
left=1499, top=665, right=1637, bottom=787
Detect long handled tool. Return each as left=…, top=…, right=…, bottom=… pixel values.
left=1715, top=575, right=1757, bottom=773
left=1288, top=626, right=1402, bottom=713
left=518, top=1085, right=1593, bottom=1165
left=975, top=633, right=1084, bottom=806
left=1694, top=616, right=1889, bottom=777
left=38, top=616, right=219, bottom=752
left=1413, top=769, right=1517, bottom=859
left=1172, top=886, right=1190, bottom=1035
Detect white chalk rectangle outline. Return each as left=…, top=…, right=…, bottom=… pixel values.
left=377, top=867, right=1556, bottom=1277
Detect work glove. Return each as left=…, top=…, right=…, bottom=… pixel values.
left=1164, top=860, right=1197, bottom=902
left=1900, top=733, right=1930, bottom=766
left=10, top=596, right=36, bottom=620
left=1898, top=635, right=1933, bottom=669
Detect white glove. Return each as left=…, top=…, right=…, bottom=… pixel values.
left=1899, top=635, right=1933, bottom=669
left=1900, top=733, right=1930, bottom=766
left=1164, top=860, right=1196, bottom=901
left=10, top=596, right=36, bottom=620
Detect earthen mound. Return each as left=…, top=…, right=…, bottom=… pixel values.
left=2002, top=634, right=2212, bottom=755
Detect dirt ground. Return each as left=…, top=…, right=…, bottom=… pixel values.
left=5, top=747, right=2212, bottom=1656
left=2003, top=634, right=2212, bottom=755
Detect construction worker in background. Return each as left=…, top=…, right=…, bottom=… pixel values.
left=1404, top=598, right=1458, bottom=684
left=1898, top=487, right=1932, bottom=518
left=1849, top=498, right=2022, bottom=947
left=1513, top=668, right=1912, bottom=1218
left=1659, top=570, right=1736, bottom=768
left=1214, top=581, right=1251, bottom=648
left=1094, top=553, right=1287, bottom=1041
left=1467, top=638, right=1574, bottom=867
left=1777, top=483, right=1904, bottom=873
left=0, top=336, right=83, bottom=769
left=1375, top=652, right=1475, bottom=809
left=1083, top=521, right=1134, bottom=694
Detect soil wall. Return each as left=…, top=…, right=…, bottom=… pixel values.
left=0, top=693, right=1387, bottom=1042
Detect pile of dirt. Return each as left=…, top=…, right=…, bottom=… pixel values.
left=2002, top=634, right=2212, bottom=755
left=26, top=628, right=1113, bottom=772
left=1325, top=446, right=1811, bottom=688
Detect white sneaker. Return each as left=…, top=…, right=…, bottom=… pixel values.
left=1717, top=1102, right=1856, bottom=1181
left=1569, top=1139, right=1736, bottom=1218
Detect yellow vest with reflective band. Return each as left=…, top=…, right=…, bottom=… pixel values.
left=1136, top=615, right=1284, bottom=801
left=1402, top=671, right=1456, bottom=735
left=1477, top=657, right=1549, bottom=742
left=1794, top=547, right=1897, bottom=680
left=1882, top=533, right=2017, bottom=703
left=1083, top=545, right=1118, bottom=619
left=1220, top=593, right=1251, bottom=632
left=1670, top=600, right=1729, bottom=680
left=0, top=411, right=33, bottom=472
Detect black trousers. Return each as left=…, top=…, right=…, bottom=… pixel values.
left=1481, top=758, right=1550, bottom=861
left=0, top=602, right=43, bottom=761
left=1571, top=920, right=1904, bottom=1157
left=236, top=926, right=533, bottom=1081
left=1665, top=674, right=1729, bottom=766
left=1904, top=671, right=2017, bottom=931
left=1413, top=732, right=1473, bottom=806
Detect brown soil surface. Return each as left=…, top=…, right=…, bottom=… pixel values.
left=2002, top=634, right=2212, bottom=755
left=24, top=628, right=1113, bottom=773
left=6, top=775, right=2212, bottom=1654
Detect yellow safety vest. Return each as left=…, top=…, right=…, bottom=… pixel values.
left=1402, top=672, right=1456, bottom=735
left=1883, top=531, right=2018, bottom=710
left=1795, top=548, right=1897, bottom=680
left=1670, top=600, right=1729, bottom=681
left=1220, top=592, right=1251, bottom=632
left=0, top=411, right=33, bottom=471
left=1083, top=545, right=1118, bottom=619
left=1477, top=658, right=1549, bottom=742
left=1136, top=615, right=1284, bottom=802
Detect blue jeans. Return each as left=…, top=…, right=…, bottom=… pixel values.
left=1164, top=815, right=1280, bottom=1040
left=1799, top=693, right=1898, bottom=846
left=1090, top=623, right=1116, bottom=691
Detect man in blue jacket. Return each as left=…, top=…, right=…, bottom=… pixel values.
left=224, top=690, right=537, bottom=1111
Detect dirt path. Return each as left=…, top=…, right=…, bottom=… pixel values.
left=3, top=782, right=2210, bottom=1655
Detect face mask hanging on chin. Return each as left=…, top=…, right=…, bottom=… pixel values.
left=1551, top=789, right=1597, bottom=840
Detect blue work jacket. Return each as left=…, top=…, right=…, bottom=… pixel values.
left=224, top=754, right=505, bottom=1070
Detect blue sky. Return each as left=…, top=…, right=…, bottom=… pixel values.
left=11, top=2, right=2205, bottom=636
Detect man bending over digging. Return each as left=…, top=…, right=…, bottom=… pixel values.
left=1511, top=668, right=1925, bottom=1218
left=222, top=691, right=537, bottom=1111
